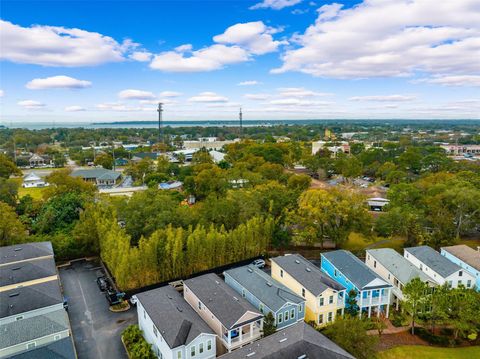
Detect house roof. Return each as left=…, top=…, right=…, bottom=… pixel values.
left=0, top=258, right=57, bottom=288
left=366, top=248, right=432, bottom=285
left=131, top=152, right=158, bottom=160
left=0, top=280, right=63, bottom=318
left=71, top=168, right=121, bottom=181
left=321, top=250, right=391, bottom=290
left=271, top=254, right=345, bottom=296
left=0, top=242, right=53, bottom=266
left=441, top=245, right=480, bottom=271
left=405, top=246, right=461, bottom=277
left=218, top=322, right=354, bottom=359
left=209, top=150, right=226, bottom=163
left=9, top=337, right=76, bottom=359
left=29, top=154, right=45, bottom=161
left=224, top=265, right=305, bottom=312
left=136, top=285, right=214, bottom=349
left=23, top=173, right=42, bottom=182
left=159, top=181, right=183, bottom=190
left=183, top=273, right=262, bottom=329
left=0, top=309, right=69, bottom=349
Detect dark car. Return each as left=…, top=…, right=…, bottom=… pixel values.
left=106, top=290, right=125, bottom=305
left=96, top=276, right=108, bottom=292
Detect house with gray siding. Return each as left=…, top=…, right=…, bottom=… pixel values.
left=136, top=285, right=216, bottom=359
left=223, top=265, right=305, bottom=330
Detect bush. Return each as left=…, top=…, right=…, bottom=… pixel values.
left=415, top=327, right=450, bottom=346
left=122, top=325, right=156, bottom=359
left=390, top=310, right=408, bottom=327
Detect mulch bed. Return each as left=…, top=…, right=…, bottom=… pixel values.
left=376, top=330, right=430, bottom=351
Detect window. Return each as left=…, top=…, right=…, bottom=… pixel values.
left=367, top=254, right=370, bottom=260
left=334, top=269, right=337, bottom=277
left=406, top=253, right=409, bottom=258
left=284, top=310, right=289, bottom=321
left=177, top=351, right=182, bottom=359
left=301, top=288, right=305, bottom=298
left=54, top=334, right=61, bottom=341
left=328, top=312, right=333, bottom=322
left=278, top=312, right=283, bottom=323
left=319, top=297, right=324, bottom=306
left=153, top=325, right=158, bottom=337
left=143, top=309, right=146, bottom=319
left=280, top=270, right=283, bottom=278
left=242, top=289, right=246, bottom=298
left=420, top=264, right=423, bottom=270
left=448, top=280, right=453, bottom=288
left=198, top=301, right=202, bottom=310
left=26, top=342, right=36, bottom=350
left=15, top=316, right=23, bottom=321
left=458, top=280, right=462, bottom=286
left=259, top=303, right=264, bottom=313
left=388, top=274, right=391, bottom=280
left=291, top=309, right=295, bottom=319
left=329, top=295, right=334, bottom=304
left=318, top=314, right=323, bottom=324
left=459, top=271, right=463, bottom=277
left=207, top=340, right=212, bottom=351
left=373, top=260, right=377, bottom=268
left=467, top=280, right=472, bottom=288
left=191, top=345, right=196, bottom=357
left=199, top=343, right=204, bottom=354
left=299, top=304, right=303, bottom=312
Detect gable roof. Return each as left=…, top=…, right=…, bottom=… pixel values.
left=366, top=248, right=432, bottom=285
left=271, top=254, right=345, bottom=296
left=136, top=285, right=214, bottom=349
left=0, top=309, right=69, bottom=349
left=322, top=250, right=390, bottom=290
left=0, top=280, right=63, bottom=318
left=183, top=273, right=262, bottom=329
left=23, top=173, right=42, bottom=181
left=71, top=168, right=121, bottom=181
left=405, top=246, right=461, bottom=277
left=441, top=245, right=480, bottom=271
left=9, top=337, right=76, bottom=359
left=218, top=322, right=354, bottom=359
left=0, top=242, right=53, bottom=266
left=224, top=265, right=305, bottom=312
left=0, top=258, right=57, bottom=288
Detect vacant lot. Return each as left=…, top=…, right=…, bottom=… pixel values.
left=378, top=345, right=480, bottom=359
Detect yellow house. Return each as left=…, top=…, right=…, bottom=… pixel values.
left=271, top=254, right=346, bottom=327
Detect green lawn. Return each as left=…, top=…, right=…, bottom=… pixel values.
left=18, top=186, right=47, bottom=200
left=340, top=233, right=405, bottom=253
left=378, top=346, right=480, bottom=359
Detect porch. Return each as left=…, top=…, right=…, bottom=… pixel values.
left=222, top=319, right=262, bottom=351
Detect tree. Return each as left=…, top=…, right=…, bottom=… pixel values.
left=0, top=202, right=27, bottom=245
left=0, top=154, right=21, bottom=178
left=403, top=277, right=429, bottom=335
left=94, top=152, right=114, bottom=169
left=262, top=312, right=277, bottom=337
left=446, top=286, right=480, bottom=340
left=335, top=155, right=363, bottom=182
left=345, top=289, right=359, bottom=317
left=323, top=316, right=378, bottom=359
left=0, top=178, right=19, bottom=207
left=287, top=174, right=311, bottom=191
left=44, top=170, right=96, bottom=199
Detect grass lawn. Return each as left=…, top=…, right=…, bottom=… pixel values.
left=18, top=186, right=47, bottom=200
left=340, top=233, right=405, bottom=253
left=378, top=345, right=480, bottom=359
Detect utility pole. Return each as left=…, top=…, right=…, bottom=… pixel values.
left=239, top=107, right=243, bottom=139
left=157, top=102, right=163, bottom=146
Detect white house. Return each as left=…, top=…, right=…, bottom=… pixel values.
left=136, top=285, right=217, bottom=359
left=366, top=248, right=436, bottom=309
left=441, top=245, right=480, bottom=291
left=22, top=173, right=48, bottom=188
left=404, top=246, right=476, bottom=289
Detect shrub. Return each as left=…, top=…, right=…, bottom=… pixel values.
left=122, top=325, right=156, bottom=358
left=415, top=327, right=450, bottom=346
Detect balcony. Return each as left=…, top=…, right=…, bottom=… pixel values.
left=222, top=321, right=262, bottom=349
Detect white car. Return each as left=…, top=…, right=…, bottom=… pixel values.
left=129, top=295, right=138, bottom=306
left=251, top=259, right=266, bottom=269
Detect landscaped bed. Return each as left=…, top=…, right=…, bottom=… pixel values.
left=378, top=345, right=480, bottom=359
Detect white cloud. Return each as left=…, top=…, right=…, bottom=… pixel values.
left=349, top=95, right=416, bottom=102
left=250, top=0, right=303, bottom=10
left=269, top=98, right=331, bottom=106
left=188, top=92, right=229, bottom=103
left=213, top=21, right=286, bottom=55
left=273, top=0, right=480, bottom=79
left=0, top=20, right=139, bottom=66
left=244, top=93, right=271, bottom=100
left=65, top=105, right=86, bottom=112
left=159, top=91, right=183, bottom=97
left=26, top=75, right=92, bottom=90
left=118, top=89, right=156, bottom=100
left=18, top=100, right=45, bottom=109
left=0, top=90, right=4, bottom=97
left=150, top=44, right=249, bottom=72
left=238, top=80, right=261, bottom=86
left=129, top=51, right=153, bottom=62
left=418, top=75, right=480, bottom=87
left=277, top=87, right=330, bottom=97
left=96, top=102, right=142, bottom=111
left=175, top=44, right=193, bottom=52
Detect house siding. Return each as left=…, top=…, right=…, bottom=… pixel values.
left=0, top=303, right=65, bottom=325
left=441, top=250, right=479, bottom=291
left=0, top=329, right=70, bottom=358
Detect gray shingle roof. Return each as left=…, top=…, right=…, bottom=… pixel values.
left=218, top=322, right=354, bottom=359
left=183, top=273, right=262, bottom=329
left=441, top=245, right=480, bottom=271
left=71, top=168, right=121, bottom=181
left=136, top=285, right=214, bottom=349
left=224, top=265, right=305, bottom=312
left=271, top=254, right=345, bottom=296
left=0, top=242, right=53, bottom=266
left=0, top=258, right=57, bottom=288
left=366, top=248, right=432, bottom=285
left=405, top=246, right=461, bottom=277
left=8, top=337, right=76, bottom=359
left=0, top=309, right=69, bottom=349
left=322, top=250, right=390, bottom=290
left=0, top=280, right=63, bottom=319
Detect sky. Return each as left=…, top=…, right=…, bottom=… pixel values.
left=0, top=0, right=479, bottom=124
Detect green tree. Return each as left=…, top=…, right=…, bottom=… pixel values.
left=0, top=154, right=21, bottom=178
left=446, top=286, right=480, bottom=340
left=403, top=277, right=429, bottom=335
left=287, top=174, right=311, bottom=191
left=262, top=312, right=277, bottom=337
left=0, top=178, right=19, bottom=207
left=335, top=155, right=363, bottom=182
left=0, top=202, right=27, bottom=245
left=345, top=289, right=359, bottom=317
left=323, top=316, right=378, bottom=359
left=94, top=152, right=114, bottom=169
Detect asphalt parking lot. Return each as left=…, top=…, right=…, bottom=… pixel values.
left=59, top=260, right=136, bottom=359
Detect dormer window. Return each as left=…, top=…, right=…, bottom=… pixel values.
left=459, top=271, right=462, bottom=277
left=302, top=288, right=305, bottom=297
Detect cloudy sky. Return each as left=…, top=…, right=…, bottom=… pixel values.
left=1, top=0, right=479, bottom=123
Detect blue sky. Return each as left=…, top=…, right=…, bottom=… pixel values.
left=1, top=0, right=479, bottom=123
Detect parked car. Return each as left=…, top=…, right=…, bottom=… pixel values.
left=251, top=259, right=265, bottom=268
left=96, top=276, right=108, bottom=292
left=129, top=295, right=138, bottom=306
left=106, top=290, right=125, bottom=305
left=63, top=297, right=69, bottom=311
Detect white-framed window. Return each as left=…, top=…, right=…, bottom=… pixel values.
left=458, top=280, right=462, bottom=286
left=242, top=289, right=246, bottom=298
left=199, top=343, right=204, bottom=354
left=280, top=269, right=283, bottom=278
left=15, top=316, right=23, bottom=321
left=198, top=301, right=202, bottom=310
left=259, top=303, right=264, bottom=313
left=301, top=288, right=305, bottom=298
left=373, top=261, right=376, bottom=268
left=191, top=345, right=196, bottom=357
left=177, top=350, right=182, bottom=359
left=334, top=269, right=337, bottom=277
left=153, top=325, right=158, bottom=337
left=284, top=310, right=289, bottom=321
left=459, top=271, right=463, bottom=277
left=319, top=297, right=324, bottom=306
left=26, top=342, right=36, bottom=350
left=318, top=314, right=323, bottom=324
left=448, top=280, right=453, bottom=287
left=290, top=308, right=295, bottom=319
left=207, top=340, right=212, bottom=351
left=467, top=280, right=472, bottom=288
left=329, top=295, right=334, bottom=304
left=328, top=312, right=333, bottom=322
left=299, top=304, right=303, bottom=312
left=144, top=309, right=146, bottom=319
left=278, top=312, right=283, bottom=323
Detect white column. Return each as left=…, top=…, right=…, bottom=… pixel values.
left=250, top=323, right=254, bottom=338
left=239, top=326, right=243, bottom=343
left=368, top=306, right=372, bottom=318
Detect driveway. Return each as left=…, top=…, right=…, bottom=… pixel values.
left=59, top=260, right=136, bottom=359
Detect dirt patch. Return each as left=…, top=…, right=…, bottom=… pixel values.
left=376, top=330, right=430, bottom=351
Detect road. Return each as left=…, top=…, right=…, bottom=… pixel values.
left=59, top=260, right=136, bottom=359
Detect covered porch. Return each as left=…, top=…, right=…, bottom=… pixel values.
left=222, top=319, right=262, bottom=351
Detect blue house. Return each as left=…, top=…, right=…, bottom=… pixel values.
left=441, top=245, right=479, bottom=291
left=321, top=250, right=392, bottom=318
left=224, top=265, right=305, bottom=330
